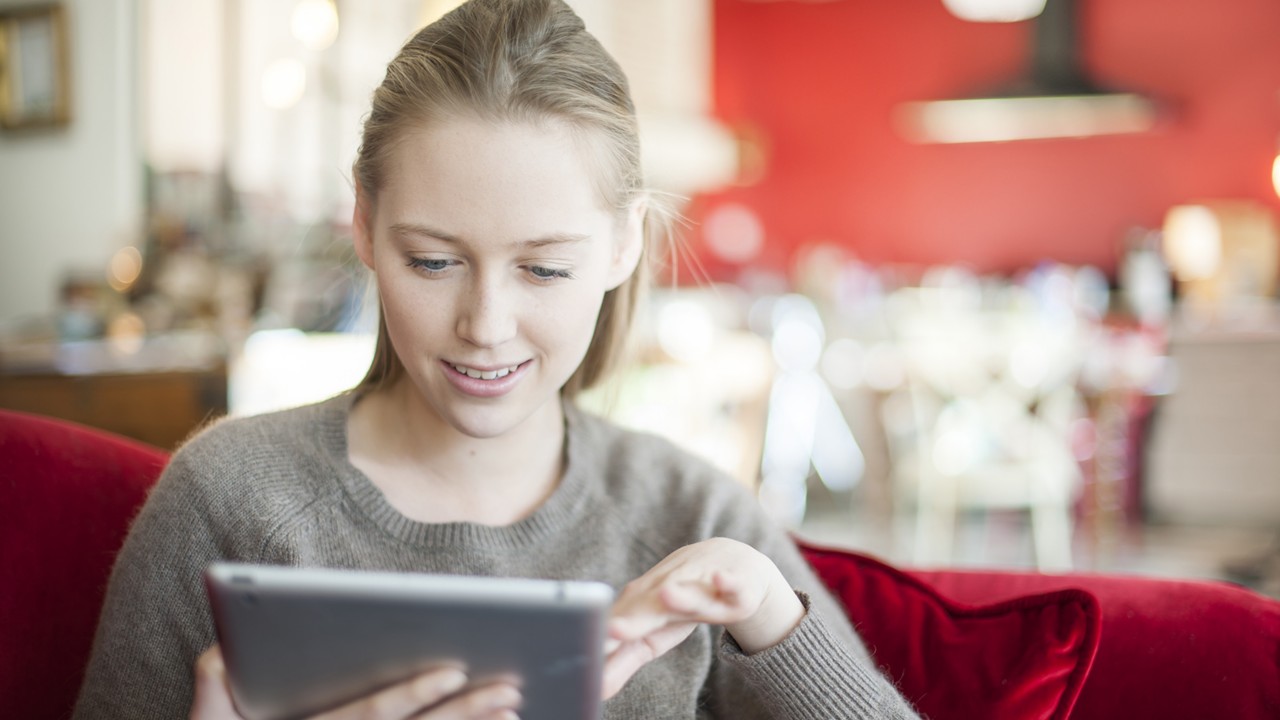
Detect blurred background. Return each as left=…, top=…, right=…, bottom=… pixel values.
left=2, top=0, right=1279, bottom=594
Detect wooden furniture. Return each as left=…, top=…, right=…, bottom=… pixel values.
left=0, top=332, right=228, bottom=450
left=0, top=367, right=226, bottom=450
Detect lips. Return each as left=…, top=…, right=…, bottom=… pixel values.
left=441, top=359, right=531, bottom=398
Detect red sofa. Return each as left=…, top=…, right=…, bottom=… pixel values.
left=3, top=408, right=1277, bottom=720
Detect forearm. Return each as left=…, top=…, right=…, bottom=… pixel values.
left=715, top=593, right=921, bottom=720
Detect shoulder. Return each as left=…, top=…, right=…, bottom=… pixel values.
left=174, top=394, right=346, bottom=470
left=569, top=404, right=724, bottom=486
left=567, top=402, right=761, bottom=536
left=153, top=394, right=352, bottom=519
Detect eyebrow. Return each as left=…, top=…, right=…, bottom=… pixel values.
left=388, top=222, right=591, bottom=249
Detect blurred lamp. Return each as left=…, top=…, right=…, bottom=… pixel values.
left=262, top=58, right=307, bottom=110
left=1163, top=205, right=1221, bottom=282
left=897, top=93, right=1156, bottom=144
left=902, top=0, right=1159, bottom=143
left=1273, top=152, right=1280, bottom=199
left=291, top=0, right=339, bottom=51
left=1163, top=202, right=1280, bottom=311
left=942, top=0, right=1047, bottom=23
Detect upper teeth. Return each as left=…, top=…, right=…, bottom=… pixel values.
left=452, top=363, right=520, bottom=380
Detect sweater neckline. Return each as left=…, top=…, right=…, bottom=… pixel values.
left=319, top=392, right=595, bottom=550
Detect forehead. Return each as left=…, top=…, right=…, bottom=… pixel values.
left=375, top=117, right=617, bottom=241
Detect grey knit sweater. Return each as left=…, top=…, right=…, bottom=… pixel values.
left=73, top=393, right=918, bottom=719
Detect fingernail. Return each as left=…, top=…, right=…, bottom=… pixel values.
left=491, top=686, right=523, bottom=709
left=435, top=669, right=468, bottom=694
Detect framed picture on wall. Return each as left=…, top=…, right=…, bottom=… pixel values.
left=0, top=3, right=70, bottom=129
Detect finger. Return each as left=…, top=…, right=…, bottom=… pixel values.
left=612, top=575, right=743, bottom=643
left=659, top=580, right=718, bottom=614
left=313, top=668, right=468, bottom=720
left=190, top=646, right=243, bottom=719
left=602, top=621, right=698, bottom=700
left=602, top=641, right=651, bottom=700
left=659, top=580, right=749, bottom=626
left=613, top=573, right=718, bottom=631
left=608, top=610, right=673, bottom=641
left=418, top=682, right=521, bottom=719
left=712, top=570, right=744, bottom=600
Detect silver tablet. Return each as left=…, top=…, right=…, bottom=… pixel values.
left=205, top=563, right=614, bottom=720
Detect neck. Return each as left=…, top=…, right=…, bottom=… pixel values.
left=347, top=381, right=567, bottom=525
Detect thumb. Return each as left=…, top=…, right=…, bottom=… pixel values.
left=601, top=621, right=698, bottom=700
left=602, top=640, right=653, bottom=700
left=190, top=646, right=243, bottom=720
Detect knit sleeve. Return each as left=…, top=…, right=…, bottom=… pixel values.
left=702, top=482, right=921, bottom=720
left=712, top=593, right=919, bottom=719
left=72, top=448, right=239, bottom=720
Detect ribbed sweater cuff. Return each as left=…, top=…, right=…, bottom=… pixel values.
left=719, top=592, right=917, bottom=720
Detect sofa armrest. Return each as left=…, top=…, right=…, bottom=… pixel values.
left=907, top=567, right=1280, bottom=719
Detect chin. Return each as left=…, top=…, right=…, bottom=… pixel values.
left=446, top=412, right=519, bottom=440
left=435, top=398, right=543, bottom=440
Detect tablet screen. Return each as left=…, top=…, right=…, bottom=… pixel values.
left=205, top=563, right=614, bottom=720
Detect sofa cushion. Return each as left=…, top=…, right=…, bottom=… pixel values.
left=0, top=410, right=168, bottom=720
left=915, top=566, right=1280, bottom=720
left=799, top=541, right=1101, bottom=720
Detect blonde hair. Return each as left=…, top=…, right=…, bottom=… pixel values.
left=353, top=0, right=668, bottom=399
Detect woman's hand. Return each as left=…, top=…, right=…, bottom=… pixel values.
left=602, top=537, right=805, bottom=699
left=190, top=646, right=522, bottom=720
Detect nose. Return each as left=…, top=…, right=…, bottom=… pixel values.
left=456, top=272, right=517, bottom=348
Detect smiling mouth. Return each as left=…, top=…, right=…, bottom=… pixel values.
left=449, top=362, right=523, bottom=380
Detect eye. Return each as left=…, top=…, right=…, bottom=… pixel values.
left=407, top=257, right=455, bottom=274
left=528, top=265, right=574, bottom=282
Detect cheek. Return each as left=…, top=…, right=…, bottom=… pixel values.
left=532, top=285, right=608, bottom=356
left=377, top=274, right=449, bottom=348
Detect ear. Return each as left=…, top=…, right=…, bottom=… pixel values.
left=605, top=197, right=646, bottom=290
left=352, top=182, right=376, bottom=271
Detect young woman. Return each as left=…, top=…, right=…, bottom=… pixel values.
left=74, top=1, right=918, bottom=718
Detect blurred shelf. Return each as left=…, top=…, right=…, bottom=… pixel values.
left=0, top=333, right=228, bottom=450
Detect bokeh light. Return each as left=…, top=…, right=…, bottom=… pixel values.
left=107, top=246, right=143, bottom=292
left=262, top=58, right=307, bottom=110
left=291, top=0, right=339, bottom=51
left=703, top=202, right=765, bottom=264
left=106, top=312, right=146, bottom=356
left=941, top=0, right=1047, bottom=23
left=821, top=338, right=864, bottom=390
left=1163, top=205, right=1222, bottom=281
left=657, top=298, right=715, bottom=364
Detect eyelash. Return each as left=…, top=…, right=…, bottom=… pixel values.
left=529, top=266, right=575, bottom=281
left=405, top=258, right=574, bottom=282
left=406, top=258, right=454, bottom=273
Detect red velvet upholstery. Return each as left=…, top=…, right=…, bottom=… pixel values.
left=800, top=542, right=1100, bottom=720
left=3, top=409, right=1278, bottom=720
left=0, top=410, right=167, bottom=720
left=914, top=567, right=1280, bottom=719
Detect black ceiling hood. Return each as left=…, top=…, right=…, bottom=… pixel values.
left=896, top=0, right=1161, bottom=144
left=1022, top=0, right=1103, bottom=95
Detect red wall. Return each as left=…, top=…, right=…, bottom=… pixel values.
left=694, top=0, right=1280, bottom=276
